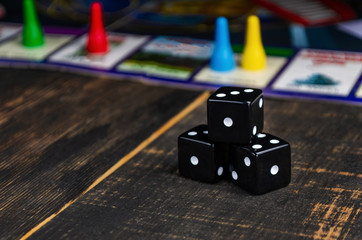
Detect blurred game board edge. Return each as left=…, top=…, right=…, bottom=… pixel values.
left=2, top=58, right=361, bottom=106
left=0, top=25, right=361, bottom=105
left=1, top=58, right=361, bottom=106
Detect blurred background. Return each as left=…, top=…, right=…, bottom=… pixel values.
left=0, top=0, right=362, bottom=50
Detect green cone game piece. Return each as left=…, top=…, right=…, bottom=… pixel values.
left=22, top=0, right=44, bottom=47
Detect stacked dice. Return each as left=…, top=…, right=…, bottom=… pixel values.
left=178, top=87, right=291, bottom=195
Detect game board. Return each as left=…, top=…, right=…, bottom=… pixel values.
left=0, top=22, right=361, bottom=105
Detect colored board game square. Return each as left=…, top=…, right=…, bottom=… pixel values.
left=49, top=33, right=149, bottom=70
left=272, top=49, right=362, bottom=97
left=338, top=19, right=362, bottom=40
left=194, top=55, right=287, bottom=88
left=0, top=34, right=73, bottom=61
left=0, top=24, right=21, bottom=42
left=117, top=36, right=213, bottom=80
left=355, top=83, right=362, bottom=98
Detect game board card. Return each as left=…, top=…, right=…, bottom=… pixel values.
left=194, top=55, right=287, bottom=88
left=272, top=49, right=362, bottom=96
left=0, top=24, right=21, bottom=42
left=117, top=36, right=213, bottom=80
left=0, top=34, right=73, bottom=61
left=49, top=33, right=149, bottom=70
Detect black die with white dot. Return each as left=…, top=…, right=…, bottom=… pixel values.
left=229, top=133, right=291, bottom=195
left=178, top=125, right=228, bottom=183
left=207, top=87, right=263, bottom=144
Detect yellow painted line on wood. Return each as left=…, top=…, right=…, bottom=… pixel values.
left=20, top=91, right=210, bottom=240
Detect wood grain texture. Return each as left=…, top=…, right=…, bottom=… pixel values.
left=0, top=68, right=202, bottom=239
left=30, top=97, right=362, bottom=239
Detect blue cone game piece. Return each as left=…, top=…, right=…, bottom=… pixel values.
left=210, top=17, right=235, bottom=72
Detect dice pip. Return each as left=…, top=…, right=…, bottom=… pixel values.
left=178, top=125, right=228, bottom=183
left=207, top=87, right=263, bottom=144
left=229, top=133, right=291, bottom=195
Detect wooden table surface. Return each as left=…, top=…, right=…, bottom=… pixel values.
left=0, top=68, right=361, bottom=240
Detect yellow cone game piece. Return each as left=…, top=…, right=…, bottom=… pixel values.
left=242, top=15, right=266, bottom=71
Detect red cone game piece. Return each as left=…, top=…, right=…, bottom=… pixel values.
left=86, top=1, right=109, bottom=54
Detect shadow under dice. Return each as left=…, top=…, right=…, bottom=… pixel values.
left=207, top=87, right=263, bottom=144
left=230, top=133, right=291, bottom=195
left=178, top=125, right=228, bottom=183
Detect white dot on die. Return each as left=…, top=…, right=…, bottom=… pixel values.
left=257, top=133, right=266, bottom=138
left=270, top=165, right=279, bottom=175
left=244, top=89, right=254, bottom=93
left=259, top=98, right=263, bottom=108
left=190, top=156, right=199, bottom=165
left=188, top=131, right=197, bottom=136
left=270, top=139, right=280, bottom=144
left=203, top=130, right=208, bottom=134
left=244, top=157, right=251, bottom=167
left=252, top=144, right=262, bottom=150
left=253, top=126, right=257, bottom=135
left=217, top=167, right=224, bottom=176
left=223, top=117, right=233, bottom=127
left=216, top=93, right=226, bottom=97
left=230, top=91, right=240, bottom=95
left=232, top=171, right=238, bottom=180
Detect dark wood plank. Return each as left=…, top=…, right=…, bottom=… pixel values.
left=30, top=97, right=362, bottom=239
left=0, top=68, right=202, bottom=239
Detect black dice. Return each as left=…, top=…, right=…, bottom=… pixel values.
left=229, top=133, right=291, bottom=195
left=207, top=87, right=263, bottom=144
left=178, top=125, right=228, bottom=183
left=177, top=86, right=291, bottom=195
